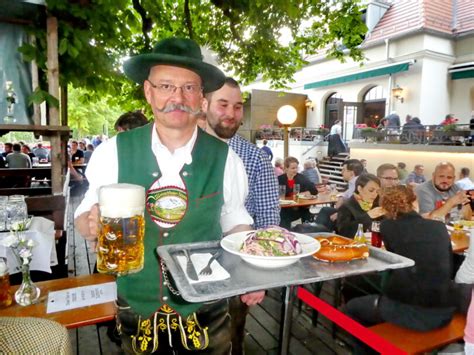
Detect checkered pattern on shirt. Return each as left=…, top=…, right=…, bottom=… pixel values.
left=0, top=317, right=72, bottom=354
left=229, top=135, right=280, bottom=228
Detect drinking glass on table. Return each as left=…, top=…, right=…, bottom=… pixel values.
left=330, top=184, right=338, bottom=201
left=0, top=197, right=7, bottom=231
left=98, top=183, right=145, bottom=276
left=6, top=195, right=27, bottom=230
left=293, top=184, right=301, bottom=201
left=279, top=185, right=286, bottom=200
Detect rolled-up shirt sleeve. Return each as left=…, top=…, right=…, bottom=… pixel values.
left=74, top=137, right=118, bottom=218
left=220, top=149, right=254, bottom=233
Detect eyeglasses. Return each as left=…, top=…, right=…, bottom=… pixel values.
left=147, top=80, right=202, bottom=97
left=380, top=176, right=399, bottom=181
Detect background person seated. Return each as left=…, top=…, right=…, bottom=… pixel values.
left=336, top=174, right=385, bottom=238
left=415, top=162, right=472, bottom=221
left=315, top=159, right=364, bottom=231
left=344, top=186, right=462, bottom=353
left=6, top=143, right=31, bottom=168
left=302, top=158, right=321, bottom=184
left=278, top=156, right=317, bottom=229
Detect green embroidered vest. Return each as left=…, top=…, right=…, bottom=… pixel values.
left=116, top=124, right=228, bottom=318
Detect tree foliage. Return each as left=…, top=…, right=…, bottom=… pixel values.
left=20, top=0, right=367, bottom=109
left=67, top=85, right=130, bottom=138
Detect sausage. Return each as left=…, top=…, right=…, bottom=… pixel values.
left=313, top=236, right=369, bottom=262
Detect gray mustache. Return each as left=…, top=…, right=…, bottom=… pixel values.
left=156, top=104, right=202, bottom=115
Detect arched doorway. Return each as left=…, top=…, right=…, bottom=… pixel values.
left=362, top=85, right=386, bottom=127
left=325, top=92, right=343, bottom=128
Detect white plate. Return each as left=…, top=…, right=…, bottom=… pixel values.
left=298, top=194, right=317, bottom=200
left=279, top=200, right=296, bottom=205
left=220, top=231, right=320, bottom=268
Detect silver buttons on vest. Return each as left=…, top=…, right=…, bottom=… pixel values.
left=152, top=172, right=159, bottom=177
left=182, top=171, right=188, bottom=177
left=163, top=232, right=169, bottom=238
left=162, top=296, right=168, bottom=302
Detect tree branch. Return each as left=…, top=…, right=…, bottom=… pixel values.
left=184, top=0, right=194, bottom=39
left=132, top=0, right=153, bottom=50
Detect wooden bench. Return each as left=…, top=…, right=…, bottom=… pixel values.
left=369, top=313, right=466, bottom=354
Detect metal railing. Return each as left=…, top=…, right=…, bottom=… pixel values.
left=253, top=124, right=473, bottom=146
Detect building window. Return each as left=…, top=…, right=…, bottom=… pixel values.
left=362, top=86, right=386, bottom=127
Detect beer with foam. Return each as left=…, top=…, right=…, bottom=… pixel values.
left=98, top=184, right=145, bottom=276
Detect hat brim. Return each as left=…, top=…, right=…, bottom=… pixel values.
left=123, top=53, right=226, bottom=93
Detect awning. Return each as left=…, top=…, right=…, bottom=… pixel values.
left=451, top=69, right=474, bottom=80
left=304, top=62, right=411, bottom=90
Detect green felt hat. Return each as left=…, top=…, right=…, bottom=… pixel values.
left=123, top=37, right=225, bottom=93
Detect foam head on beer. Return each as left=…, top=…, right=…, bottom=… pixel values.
left=99, top=183, right=145, bottom=218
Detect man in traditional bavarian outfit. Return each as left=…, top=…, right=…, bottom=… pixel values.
left=75, top=37, right=263, bottom=354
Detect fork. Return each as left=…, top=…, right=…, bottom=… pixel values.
left=199, top=250, right=223, bottom=276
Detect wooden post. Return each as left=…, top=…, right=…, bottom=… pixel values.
left=46, top=16, right=62, bottom=194
left=30, top=34, right=41, bottom=126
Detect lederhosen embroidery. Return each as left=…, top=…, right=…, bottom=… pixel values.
left=125, top=304, right=209, bottom=354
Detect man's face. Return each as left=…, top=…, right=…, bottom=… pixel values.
left=379, top=169, right=400, bottom=188
left=71, top=142, right=78, bottom=151
left=415, top=166, right=424, bottom=176
left=204, top=84, right=243, bottom=139
left=341, top=165, right=354, bottom=182
left=144, top=65, right=203, bottom=131
left=433, top=166, right=456, bottom=192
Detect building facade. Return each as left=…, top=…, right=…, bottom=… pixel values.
left=247, top=0, right=474, bottom=141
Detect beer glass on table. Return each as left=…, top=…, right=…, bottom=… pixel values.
left=97, top=183, right=145, bottom=276
left=0, top=258, right=12, bottom=308
left=293, top=184, right=300, bottom=202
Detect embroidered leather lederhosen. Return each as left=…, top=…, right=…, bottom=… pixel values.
left=115, top=124, right=229, bottom=353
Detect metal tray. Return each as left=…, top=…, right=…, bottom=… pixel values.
left=157, top=237, right=414, bottom=303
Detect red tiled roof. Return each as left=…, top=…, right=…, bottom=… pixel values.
left=364, top=0, right=473, bottom=45
left=456, top=0, right=474, bottom=34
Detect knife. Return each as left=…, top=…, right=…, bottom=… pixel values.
left=183, top=249, right=199, bottom=280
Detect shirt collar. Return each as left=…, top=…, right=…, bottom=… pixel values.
left=151, top=123, right=197, bottom=164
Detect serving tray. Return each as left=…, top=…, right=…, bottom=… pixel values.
left=157, top=237, right=414, bottom=303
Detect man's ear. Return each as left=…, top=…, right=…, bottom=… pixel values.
left=202, top=97, right=209, bottom=113
left=143, top=80, right=153, bottom=105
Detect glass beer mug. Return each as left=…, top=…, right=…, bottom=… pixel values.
left=97, top=183, right=145, bottom=276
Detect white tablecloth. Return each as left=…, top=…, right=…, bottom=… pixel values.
left=0, top=217, right=57, bottom=274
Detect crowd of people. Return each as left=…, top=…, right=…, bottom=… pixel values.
left=2, top=36, right=471, bottom=354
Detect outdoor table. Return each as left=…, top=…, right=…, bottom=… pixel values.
left=158, top=240, right=414, bottom=355
left=279, top=193, right=336, bottom=208
left=0, top=217, right=57, bottom=274
left=0, top=274, right=116, bottom=328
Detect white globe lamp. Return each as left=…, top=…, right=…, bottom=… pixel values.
left=277, top=105, right=297, bottom=158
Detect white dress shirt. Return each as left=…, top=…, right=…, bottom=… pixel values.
left=75, top=125, right=253, bottom=233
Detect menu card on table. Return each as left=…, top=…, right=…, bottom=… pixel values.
left=46, top=282, right=117, bottom=314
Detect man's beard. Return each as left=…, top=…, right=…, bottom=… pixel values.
left=211, top=121, right=239, bottom=139
left=434, top=182, right=452, bottom=192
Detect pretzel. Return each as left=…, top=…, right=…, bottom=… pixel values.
left=313, top=235, right=369, bottom=262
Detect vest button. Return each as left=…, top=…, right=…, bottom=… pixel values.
left=182, top=171, right=188, bottom=177
left=163, top=232, right=169, bottom=238
left=152, top=172, right=159, bottom=177
left=162, top=296, right=168, bottom=302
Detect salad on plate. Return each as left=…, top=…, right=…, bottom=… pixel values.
left=240, top=226, right=302, bottom=257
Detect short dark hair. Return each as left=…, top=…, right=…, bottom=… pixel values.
left=461, top=167, right=470, bottom=177
left=397, top=162, right=406, bottom=169
left=12, top=143, right=21, bottom=152
left=5, top=143, right=12, bottom=149
left=115, top=111, right=149, bottom=131
left=205, top=77, right=240, bottom=101
left=343, top=159, right=364, bottom=176
left=377, top=163, right=398, bottom=177
left=355, top=174, right=380, bottom=194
